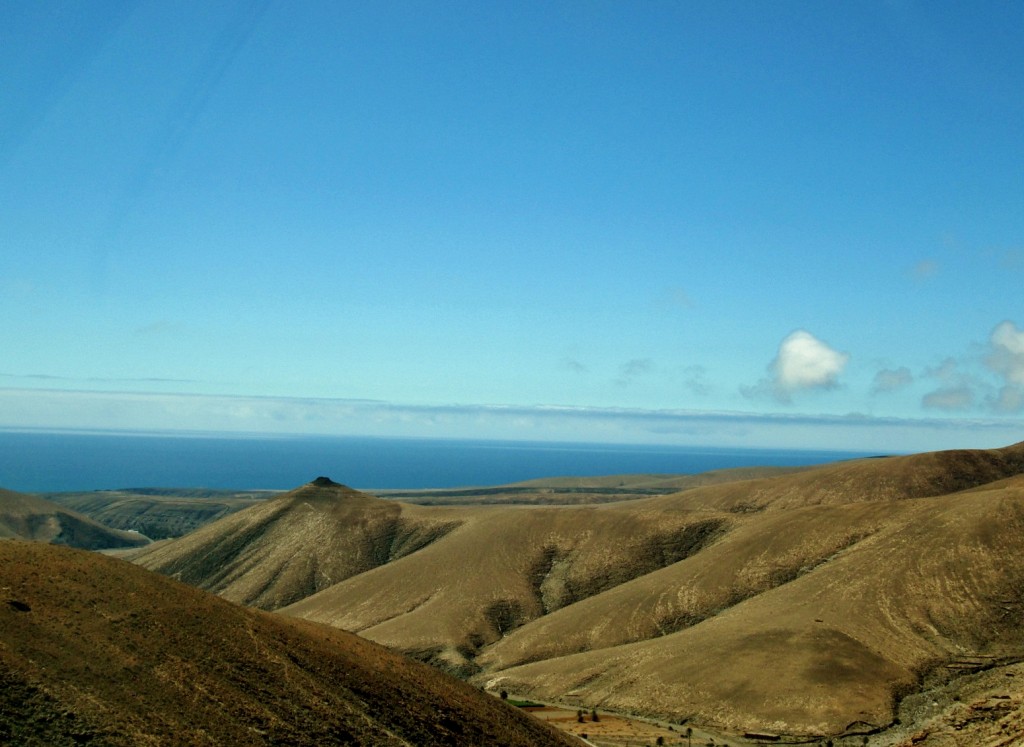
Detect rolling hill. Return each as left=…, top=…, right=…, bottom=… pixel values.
left=128, top=442, right=1024, bottom=740
left=128, top=477, right=465, bottom=609
left=0, top=540, right=576, bottom=746
left=44, top=487, right=277, bottom=539
left=0, top=487, right=149, bottom=550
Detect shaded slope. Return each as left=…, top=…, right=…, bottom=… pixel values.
left=45, top=488, right=275, bottom=539
left=476, top=499, right=896, bottom=671
left=0, top=487, right=148, bottom=549
left=883, top=659, right=1024, bottom=746
left=483, top=478, right=1024, bottom=736
left=282, top=502, right=727, bottom=675
left=129, top=478, right=461, bottom=609
left=0, top=541, right=576, bottom=747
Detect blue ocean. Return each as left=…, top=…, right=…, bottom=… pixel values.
left=0, top=429, right=878, bottom=494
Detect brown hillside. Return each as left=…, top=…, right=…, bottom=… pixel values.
left=0, top=487, right=149, bottom=550
left=45, top=488, right=276, bottom=539
left=132, top=443, right=1024, bottom=739
left=506, top=464, right=815, bottom=490
left=482, top=477, right=1024, bottom=736
left=282, top=501, right=726, bottom=675
left=646, top=442, right=1024, bottom=513
left=128, top=477, right=462, bottom=609
left=378, top=465, right=817, bottom=506
left=0, top=541, right=576, bottom=746
left=880, top=659, right=1024, bottom=746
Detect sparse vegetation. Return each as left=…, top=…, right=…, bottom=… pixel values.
left=0, top=542, right=576, bottom=746
left=69, top=441, right=1024, bottom=743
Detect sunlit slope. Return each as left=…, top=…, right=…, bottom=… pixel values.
left=506, top=464, right=814, bottom=490
left=281, top=502, right=727, bottom=674
left=129, top=443, right=1024, bottom=737
left=0, top=541, right=576, bottom=747
left=128, top=477, right=462, bottom=609
left=476, top=498, right=899, bottom=671
left=646, top=443, right=1024, bottom=513
left=484, top=477, right=1024, bottom=736
left=0, top=487, right=148, bottom=549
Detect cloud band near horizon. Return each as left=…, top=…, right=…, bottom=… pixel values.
left=1, top=387, right=1021, bottom=455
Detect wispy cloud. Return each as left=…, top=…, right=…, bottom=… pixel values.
left=561, top=358, right=588, bottom=375
left=910, top=259, right=939, bottom=281
left=0, top=372, right=202, bottom=385
left=615, top=358, right=654, bottom=387
left=998, top=249, right=1024, bottom=272
left=872, top=366, right=913, bottom=394
left=985, top=320, right=1024, bottom=413
left=659, top=286, right=695, bottom=311
left=134, top=320, right=186, bottom=336
left=920, top=357, right=984, bottom=412
left=911, top=320, right=1024, bottom=414
left=683, top=365, right=711, bottom=397
left=3, top=388, right=1021, bottom=453
left=922, top=386, right=975, bottom=411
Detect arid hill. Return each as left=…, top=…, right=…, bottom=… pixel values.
left=0, top=541, right=576, bottom=746
left=0, top=487, right=149, bottom=550
left=44, top=487, right=277, bottom=539
left=129, top=477, right=465, bottom=609
left=378, top=464, right=813, bottom=505
left=130, top=443, right=1024, bottom=740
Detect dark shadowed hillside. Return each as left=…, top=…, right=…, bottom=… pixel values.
left=0, top=541, right=576, bottom=746
left=0, top=488, right=149, bottom=550
left=45, top=487, right=276, bottom=539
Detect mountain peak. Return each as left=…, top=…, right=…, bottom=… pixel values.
left=311, top=476, right=341, bottom=487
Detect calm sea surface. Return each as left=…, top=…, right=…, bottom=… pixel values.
left=0, top=430, right=879, bottom=493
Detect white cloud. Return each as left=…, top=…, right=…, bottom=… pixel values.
left=767, top=330, right=849, bottom=402
left=872, top=367, right=913, bottom=394
left=985, top=320, right=1024, bottom=412
left=987, top=321, right=1024, bottom=383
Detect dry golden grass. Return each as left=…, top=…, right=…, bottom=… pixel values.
left=126, top=443, right=1024, bottom=740
left=484, top=477, right=1024, bottom=736
left=128, top=478, right=463, bottom=609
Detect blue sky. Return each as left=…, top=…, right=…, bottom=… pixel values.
left=1, top=1, right=1023, bottom=452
